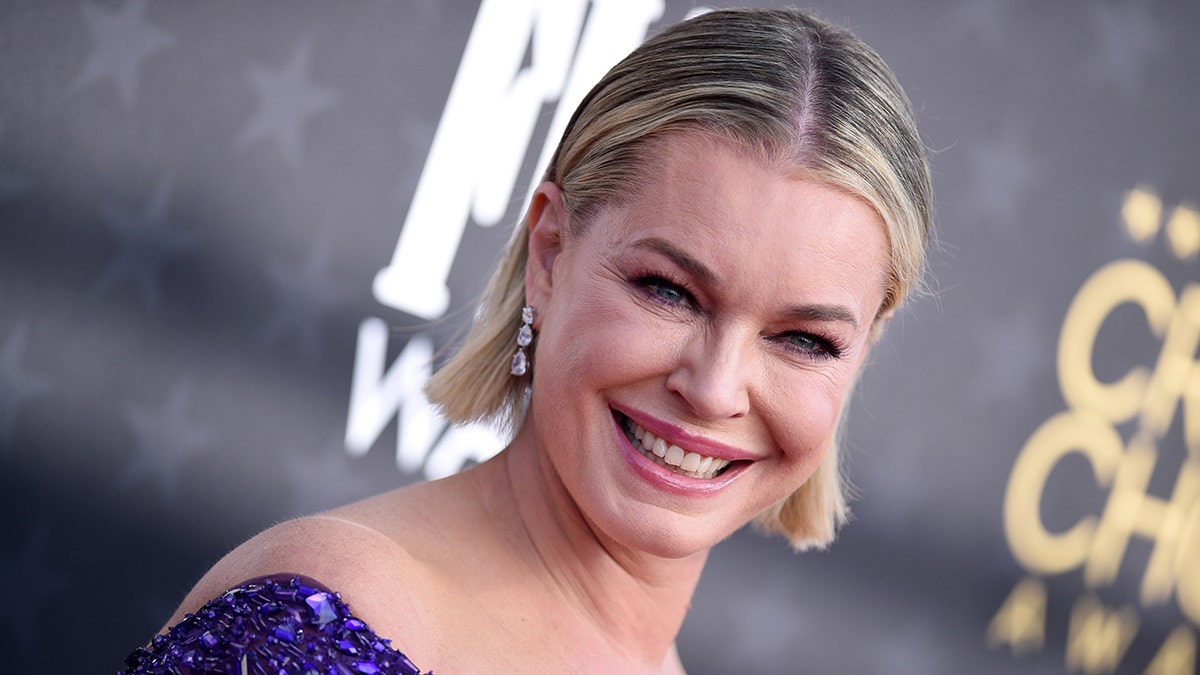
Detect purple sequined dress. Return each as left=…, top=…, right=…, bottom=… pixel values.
left=121, top=575, right=429, bottom=675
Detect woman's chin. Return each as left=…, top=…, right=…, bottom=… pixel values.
left=584, top=500, right=743, bottom=561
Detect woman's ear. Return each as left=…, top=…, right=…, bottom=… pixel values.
left=524, top=181, right=567, bottom=321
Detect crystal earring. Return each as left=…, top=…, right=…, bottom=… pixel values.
left=510, top=305, right=534, bottom=376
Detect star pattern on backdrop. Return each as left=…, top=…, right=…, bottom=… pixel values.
left=73, top=0, right=174, bottom=108
left=239, top=41, right=338, bottom=166
left=1088, top=2, right=1163, bottom=95
left=93, top=176, right=194, bottom=310
left=962, top=127, right=1040, bottom=231
left=257, top=238, right=351, bottom=362
left=117, top=378, right=216, bottom=502
left=0, top=323, right=53, bottom=454
left=943, top=0, right=1010, bottom=52
left=0, top=523, right=67, bottom=649
left=1, top=4, right=1193, bottom=672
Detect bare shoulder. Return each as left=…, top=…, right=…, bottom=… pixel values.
left=166, top=492, right=436, bottom=636
left=159, top=476, right=489, bottom=669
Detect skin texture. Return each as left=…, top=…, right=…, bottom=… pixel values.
left=168, top=134, right=889, bottom=674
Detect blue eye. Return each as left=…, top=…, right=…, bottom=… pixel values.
left=779, top=332, right=842, bottom=360
left=634, top=275, right=698, bottom=310
left=650, top=282, right=687, bottom=305
left=789, top=334, right=819, bottom=351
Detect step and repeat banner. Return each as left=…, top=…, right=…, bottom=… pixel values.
left=1, top=1, right=1196, bottom=673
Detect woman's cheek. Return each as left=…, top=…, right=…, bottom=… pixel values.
left=772, top=374, right=845, bottom=461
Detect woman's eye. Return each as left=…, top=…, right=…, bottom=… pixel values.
left=635, top=276, right=695, bottom=308
left=780, top=332, right=842, bottom=360
left=651, top=282, right=687, bottom=305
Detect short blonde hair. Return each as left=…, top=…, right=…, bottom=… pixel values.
left=426, top=8, right=933, bottom=551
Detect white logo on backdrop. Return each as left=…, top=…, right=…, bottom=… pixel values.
left=346, top=0, right=668, bottom=478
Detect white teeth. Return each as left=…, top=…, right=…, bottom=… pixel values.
left=620, top=415, right=731, bottom=479
left=680, top=452, right=701, bottom=472
left=664, top=445, right=684, bottom=467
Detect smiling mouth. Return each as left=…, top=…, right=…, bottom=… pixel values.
left=616, top=412, right=738, bottom=480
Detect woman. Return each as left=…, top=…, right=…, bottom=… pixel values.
left=124, top=7, right=932, bottom=674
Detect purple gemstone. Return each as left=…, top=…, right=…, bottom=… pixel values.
left=336, top=639, right=358, bottom=654
left=305, top=592, right=338, bottom=626
left=120, top=578, right=431, bottom=675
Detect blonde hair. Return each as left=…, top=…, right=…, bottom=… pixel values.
left=426, top=8, right=933, bottom=551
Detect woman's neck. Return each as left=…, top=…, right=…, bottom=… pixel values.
left=468, top=421, right=707, bottom=671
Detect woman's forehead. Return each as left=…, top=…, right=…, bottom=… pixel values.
left=578, top=136, right=890, bottom=323
left=609, top=134, right=881, bottom=239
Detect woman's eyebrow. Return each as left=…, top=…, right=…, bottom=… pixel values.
left=633, top=236, right=717, bottom=286
left=779, top=305, right=859, bottom=330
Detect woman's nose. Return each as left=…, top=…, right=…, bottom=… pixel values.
left=665, top=332, right=752, bottom=420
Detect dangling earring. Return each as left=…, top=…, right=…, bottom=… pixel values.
left=510, top=305, right=534, bottom=377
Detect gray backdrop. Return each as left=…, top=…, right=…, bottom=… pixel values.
left=2, top=1, right=1197, bottom=673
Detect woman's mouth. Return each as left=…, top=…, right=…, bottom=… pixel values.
left=617, top=412, right=736, bottom=480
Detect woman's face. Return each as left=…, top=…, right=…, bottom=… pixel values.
left=524, top=134, right=889, bottom=558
